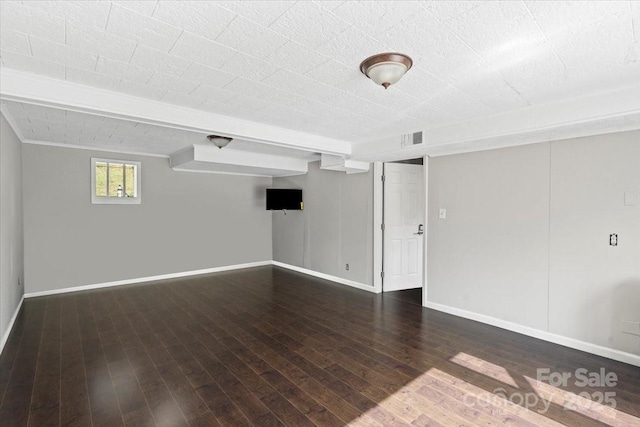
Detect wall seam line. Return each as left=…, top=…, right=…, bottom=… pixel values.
left=547, top=141, right=552, bottom=333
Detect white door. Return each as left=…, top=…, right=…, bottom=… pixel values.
left=383, top=163, right=425, bottom=291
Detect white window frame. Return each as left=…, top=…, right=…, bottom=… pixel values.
left=91, top=158, right=142, bottom=205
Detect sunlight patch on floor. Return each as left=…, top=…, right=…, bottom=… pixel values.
left=351, top=366, right=565, bottom=426
left=524, top=375, right=640, bottom=427
left=449, top=351, right=519, bottom=387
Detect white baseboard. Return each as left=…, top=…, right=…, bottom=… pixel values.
left=17, top=261, right=637, bottom=366
left=1, top=295, right=24, bottom=355
left=24, top=261, right=272, bottom=298
left=424, top=301, right=640, bottom=367
left=273, top=261, right=380, bottom=293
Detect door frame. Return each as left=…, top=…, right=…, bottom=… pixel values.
left=372, top=156, right=429, bottom=305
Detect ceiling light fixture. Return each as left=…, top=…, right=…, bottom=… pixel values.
left=207, top=134, right=233, bottom=149
left=359, top=52, right=413, bottom=89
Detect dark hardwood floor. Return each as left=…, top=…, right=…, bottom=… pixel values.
left=384, top=288, right=422, bottom=306
left=1, top=266, right=638, bottom=426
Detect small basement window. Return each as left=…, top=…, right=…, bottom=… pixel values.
left=91, top=158, right=141, bottom=204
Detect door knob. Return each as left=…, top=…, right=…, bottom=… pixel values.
left=414, top=224, right=424, bottom=235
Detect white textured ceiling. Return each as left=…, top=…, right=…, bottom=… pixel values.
left=1, top=0, right=639, bottom=162
left=2, top=100, right=319, bottom=160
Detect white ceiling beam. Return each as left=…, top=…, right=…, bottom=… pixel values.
left=4, top=68, right=639, bottom=163
left=0, top=69, right=351, bottom=156
left=352, top=84, right=640, bottom=161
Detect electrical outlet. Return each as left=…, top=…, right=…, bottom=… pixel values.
left=345, top=263, right=349, bottom=271
left=610, top=234, right=618, bottom=246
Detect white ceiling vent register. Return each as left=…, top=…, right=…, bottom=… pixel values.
left=401, top=131, right=424, bottom=148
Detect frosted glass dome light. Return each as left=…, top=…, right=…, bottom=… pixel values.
left=207, top=135, right=233, bottom=149
left=360, top=53, right=413, bottom=89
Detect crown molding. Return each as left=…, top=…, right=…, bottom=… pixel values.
left=0, top=69, right=351, bottom=156
left=21, top=139, right=171, bottom=158
left=0, top=102, right=27, bottom=142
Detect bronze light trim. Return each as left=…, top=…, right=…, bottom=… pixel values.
left=359, top=52, right=413, bottom=89
left=207, top=134, right=233, bottom=149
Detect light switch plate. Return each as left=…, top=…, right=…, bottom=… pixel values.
left=624, top=191, right=637, bottom=206
left=439, top=208, right=446, bottom=219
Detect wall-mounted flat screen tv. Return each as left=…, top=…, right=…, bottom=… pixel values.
left=266, top=188, right=303, bottom=210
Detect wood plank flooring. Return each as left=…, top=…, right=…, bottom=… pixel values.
left=1, top=266, right=639, bottom=426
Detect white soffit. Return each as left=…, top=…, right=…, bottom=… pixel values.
left=171, top=144, right=309, bottom=177
left=1, top=0, right=640, bottom=161
left=320, top=153, right=370, bottom=174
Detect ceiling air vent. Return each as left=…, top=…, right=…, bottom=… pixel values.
left=400, top=131, right=423, bottom=148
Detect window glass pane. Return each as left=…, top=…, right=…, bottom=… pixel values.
left=92, top=158, right=141, bottom=204
left=108, top=163, right=124, bottom=197
left=95, top=162, right=107, bottom=197
left=125, top=165, right=136, bottom=197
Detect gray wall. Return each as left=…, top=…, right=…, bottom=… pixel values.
left=272, top=161, right=374, bottom=286
left=428, top=130, right=640, bottom=355
left=548, top=133, right=640, bottom=354
left=1, top=113, right=25, bottom=345
left=22, top=144, right=273, bottom=293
